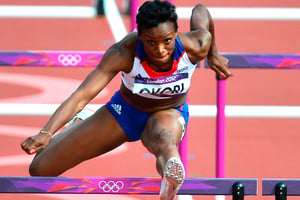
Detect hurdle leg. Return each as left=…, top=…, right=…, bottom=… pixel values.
left=275, top=183, right=287, bottom=200
left=262, top=179, right=300, bottom=200
left=95, top=0, right=104, bottom=15
left=232, top=182, right=244, bottom=200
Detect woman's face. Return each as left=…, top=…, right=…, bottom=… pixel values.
left=139, top=22, right=177, bottom=68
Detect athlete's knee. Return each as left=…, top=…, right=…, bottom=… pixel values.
left=147, top=113, right=180, bottom=138
left=29, top=156, right=56, bottom=176
left=142, top=111, right=183, bottom=152
left=29, top=158, right=44, bottom=176
left=144, top=128, right=176, bottom=155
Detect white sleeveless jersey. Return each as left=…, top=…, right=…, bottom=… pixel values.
left=121, top=37, right=197, bottom=99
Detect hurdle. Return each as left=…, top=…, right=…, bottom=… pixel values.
left=0, top=50, right=104, bottom=67
left=0, top=176, right=257, bottom=199
left=262, top=179, right=300, bottom=200
left=1, top=51, right=299, bottom=68
left=204, top=52, right=300, bottom=182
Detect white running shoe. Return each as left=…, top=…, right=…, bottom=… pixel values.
left=160, top=157, right=185, bottom=200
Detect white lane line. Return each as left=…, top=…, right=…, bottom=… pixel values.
left=177, top=7, right=300, bottom=20
left=0, top=154, right=34, bottom=166
left=103, top=0, right=128, bottom=42
left=0, top=6, right=96, bottom=18
left=0, top=5, right=299, bottom=20
left=190, top=105, right=300, bottom=118
left=0, top=104, right=299, bottom=118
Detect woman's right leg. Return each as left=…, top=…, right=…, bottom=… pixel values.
left=29, top=106, right=130, bottom=176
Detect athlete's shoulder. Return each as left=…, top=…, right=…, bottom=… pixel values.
left=115, top=32, right=138, bottom=53
left=105, top=33, right=136, bottom=64
left=102, top=32, right=138, bottom=72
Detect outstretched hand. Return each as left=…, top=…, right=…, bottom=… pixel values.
left=20, top=133, right=52, bottom=155
left=207, top=53, right=232, bottom=79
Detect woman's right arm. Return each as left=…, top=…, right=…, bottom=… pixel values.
left=21, top=34, right=136, bottom=154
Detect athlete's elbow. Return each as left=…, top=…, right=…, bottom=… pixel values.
left=199, top=34, right=212, bottom=57
left=197, top=44, right=211, bottom=60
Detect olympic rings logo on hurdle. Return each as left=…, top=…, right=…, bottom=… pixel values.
left=57, top=54, right=82, bottom=66
left=98, top=180, right=124, bottom=193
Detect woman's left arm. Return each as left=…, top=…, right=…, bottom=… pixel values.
left=190, top=4, right=232, bottom=79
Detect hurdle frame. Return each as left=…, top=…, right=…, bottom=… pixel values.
left=0, top=176, right=257, bottom=199
left=262, top=178, right=300, bottom=200
left=204, top=52, right=300, bottom=183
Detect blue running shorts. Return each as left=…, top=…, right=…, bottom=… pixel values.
left=105, top=91, right=189, bottom=141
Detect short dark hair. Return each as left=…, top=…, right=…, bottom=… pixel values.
left=136, top=0, right=178, bottom=34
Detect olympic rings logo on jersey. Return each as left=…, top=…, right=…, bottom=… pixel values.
left=98, top=180, right=124, bottom=192
left=57, top=54, right=82, bottom=66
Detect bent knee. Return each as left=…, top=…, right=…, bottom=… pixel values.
left=29, top=157, right=49, bottom=176
left=142, top=128, right=177, bottom=155
left=29, top=156, right=59, bottom=176
left=29, top=159, right=44, bottom=176
left=143, top=112, right=182, bottom=141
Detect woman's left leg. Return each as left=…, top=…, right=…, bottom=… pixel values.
left=140, top=109, right=186, bottom=200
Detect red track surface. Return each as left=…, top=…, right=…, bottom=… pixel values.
left=0, top=0, right=300, bottom=199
